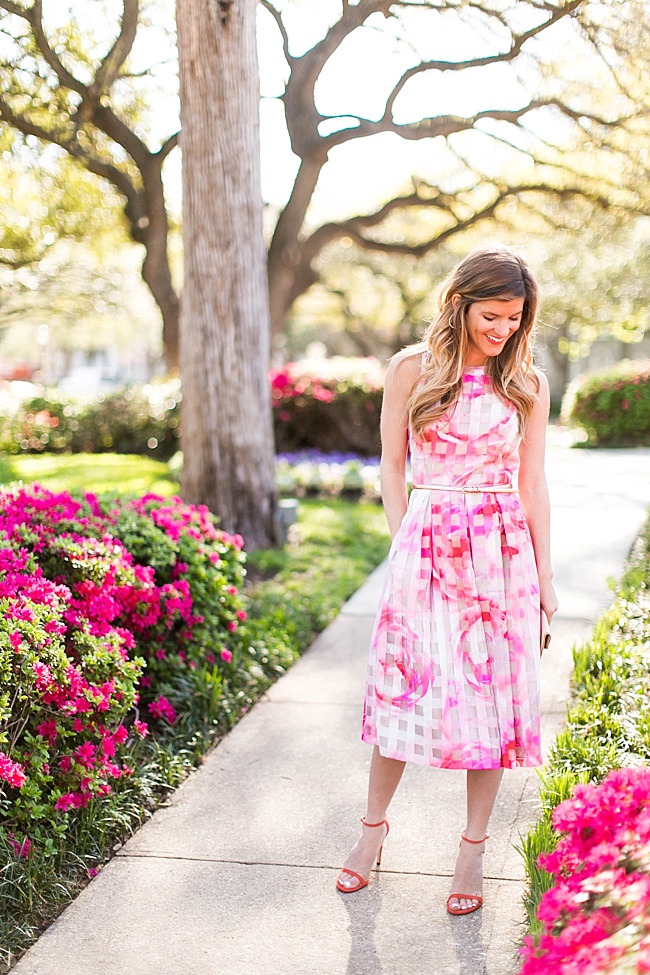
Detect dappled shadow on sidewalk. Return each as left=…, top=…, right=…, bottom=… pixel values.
left=341, top=887, right=383, bottom=975
left=338, top=872, right=497, bottom=975
left=448, top=911, right=488, bottom=975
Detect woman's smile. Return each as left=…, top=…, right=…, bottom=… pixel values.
left=463, top=297, right=524, bottom=365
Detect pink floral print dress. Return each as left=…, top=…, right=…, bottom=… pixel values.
left=361, top=364, right=542, bottom=769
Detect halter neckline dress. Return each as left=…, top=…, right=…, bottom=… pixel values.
left=361, top=362, right=542, bottom=769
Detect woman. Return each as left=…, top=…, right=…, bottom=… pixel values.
left=336, top=247, right=558, bottom=915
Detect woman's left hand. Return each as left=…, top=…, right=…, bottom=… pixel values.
left=540, top=577, right=558, bottom=621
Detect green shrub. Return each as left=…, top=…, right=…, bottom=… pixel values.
left=0, top=381, right=181, bottom=460
left=561, top=359, right=650, bottom=446
left=70, top=385, right=181, bottom=459
left=517, top=767, right=590, bottom=938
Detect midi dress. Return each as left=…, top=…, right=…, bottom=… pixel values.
left=361, top=363, right=542, bottom=770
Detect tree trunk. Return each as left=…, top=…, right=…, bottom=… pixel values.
left=177, top=0, right=279, bottom=550
left=542, top=325, right=572, bottom=409
left=140, top=245, right=180, bottom=373
left=266, top=156, right=324, bottom=337
left=139, top=158, right=181, bottom=373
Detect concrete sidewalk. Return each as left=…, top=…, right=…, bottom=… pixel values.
left=12, top=445, right=650, bottom=975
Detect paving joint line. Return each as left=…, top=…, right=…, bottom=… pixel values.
left=115, top=852, right=524, bottom=882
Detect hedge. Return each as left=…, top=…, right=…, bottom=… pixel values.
left=0, top=381, right=181, bottom=460
left=265, top=356, right=383, bottom=455
left=562, top=359, right=650, bottom=447
left=1, top=358, right=386, bottom=462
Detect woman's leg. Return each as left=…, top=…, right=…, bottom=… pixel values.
left=448, top=768, right=504, bottom=911
left=337, top=746, right=406, bottom=889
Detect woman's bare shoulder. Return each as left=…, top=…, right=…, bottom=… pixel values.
left=386, top=344, right=426, bottom=388
left=527, top=365, right=550, bottom=400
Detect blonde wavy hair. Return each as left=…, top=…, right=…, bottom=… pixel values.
left=408, top=247, right=540, bottom=439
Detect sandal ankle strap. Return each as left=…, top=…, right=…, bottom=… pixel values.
left=360, top=817, right=389, bottom=829
left=460, top=832, right=489, bottom=844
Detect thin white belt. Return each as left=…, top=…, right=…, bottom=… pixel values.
left=411, top=483, right=517, bottom=494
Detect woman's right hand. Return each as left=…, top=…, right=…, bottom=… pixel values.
left=379, top=351, right=421, bottom=537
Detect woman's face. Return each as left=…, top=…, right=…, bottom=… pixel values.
left=457, top=296, right=525, bottom=366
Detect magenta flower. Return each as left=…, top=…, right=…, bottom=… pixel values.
left=148, top=696, right=177, bottom=724
left=55, top=792, right=76, bottom=812
left=0, top=751, right=27, bottom=789
left=36, top=719, right=58, bottom=745
left=7, top=832, right=31, bottom=858
left=32, top=661, right=54, bottom=690
left=521, top=768, right=650, bottom=974
left=74, top=741, right=97, bottom=769
left=113, top=725, right=128, bottom=744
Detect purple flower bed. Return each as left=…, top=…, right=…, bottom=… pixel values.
left=277, top=449, right=380, bottom=466
left=275, top=451, right=382, bottom=499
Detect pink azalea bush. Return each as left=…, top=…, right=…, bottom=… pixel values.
left=520, top=767, right=650, bottom=974
left=271, top=357, right=385, bottom=456
left=0, top=484, right=248, bottom=857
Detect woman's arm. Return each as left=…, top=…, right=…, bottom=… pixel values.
left=518, top=371, right=559, bottom=621
left=379, top=352, right=421, bottom=540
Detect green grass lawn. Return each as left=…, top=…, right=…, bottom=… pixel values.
left=246, top=497, right=390, bottom=655
left=0, top=453, right=180, bottom=496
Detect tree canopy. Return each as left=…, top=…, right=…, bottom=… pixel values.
left=0, top=0, right=181, bottom=367
left=1, top=0, right=650, bottom=371
left=283, top=197, right=650, bottom=412
left=259, top=0, right=650, bottom=340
